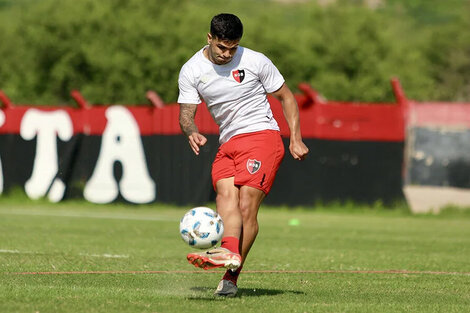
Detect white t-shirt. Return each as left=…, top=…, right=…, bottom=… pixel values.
left=178, top=46, right=285, bottom=144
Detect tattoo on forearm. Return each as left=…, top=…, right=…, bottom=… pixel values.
left=179, top=104, right=199, bottom=136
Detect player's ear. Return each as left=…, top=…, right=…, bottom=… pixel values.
left=207, top=33, right=212, bottom=44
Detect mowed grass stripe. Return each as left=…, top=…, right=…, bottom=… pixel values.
left=0, top=208, right=178, bottom=222
left=7, top=269, right=470, bottom=276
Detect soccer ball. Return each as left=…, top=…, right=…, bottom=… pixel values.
left=179, top=206, right=224, bottom=249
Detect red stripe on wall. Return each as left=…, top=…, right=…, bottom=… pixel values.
left=270, top=96, right=405, bottom=141
left=409, top=102, right=470, bottom=128
left=0, top=95, right=406, bottom=141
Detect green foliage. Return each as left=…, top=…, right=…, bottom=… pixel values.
left=1, top=0, right=205, bottom=104
left=385, top=0, right=467, bottom=25
left=423, top=18, right=470, bottom=101
left=240, top=4, right=434, bottom=102
left=0, top=0, right=469, bottom=104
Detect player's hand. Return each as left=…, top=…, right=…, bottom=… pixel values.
left=289, top=139, right=309, bottom=161
left=188, top=132, right=207, bottom=155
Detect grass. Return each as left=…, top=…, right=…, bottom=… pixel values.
left=0, top=198, right=469, bottom=312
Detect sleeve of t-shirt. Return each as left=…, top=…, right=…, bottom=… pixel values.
left=257, top=53, right=285, bottom=94
left=177, top=64, right=202, bottom=104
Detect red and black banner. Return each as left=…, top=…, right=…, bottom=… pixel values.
left=0, top=85, right=409, bottom=205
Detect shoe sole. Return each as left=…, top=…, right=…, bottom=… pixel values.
left=214, top=291, right=237, bottom=297
left=187, top=254, right=241, bottom=270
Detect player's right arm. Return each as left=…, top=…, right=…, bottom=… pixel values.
left=179, top=103, right=207, bottom=155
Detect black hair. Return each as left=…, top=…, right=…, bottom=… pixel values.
left=210, top=13, right=243, bottom=41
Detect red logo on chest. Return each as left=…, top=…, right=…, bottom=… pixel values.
left=232, top=69, right=245, bottom=83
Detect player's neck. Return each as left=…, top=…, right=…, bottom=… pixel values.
left=203, top=47, right=215, bottom=64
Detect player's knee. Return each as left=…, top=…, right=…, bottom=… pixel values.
left=239, top=197, right=258, bottom=224
left=216, top=188, right=238, bottom=209
left=239, top=187, right=263, bottom=213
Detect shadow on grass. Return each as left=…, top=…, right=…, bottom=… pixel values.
left=188, top=286, right=304, bottom=300
left=239, top=287, right=304, bottom=297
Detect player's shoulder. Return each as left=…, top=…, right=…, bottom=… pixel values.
left=181, top=50, right=201, bottom=69
left=240, top=46, right=268, bottom=59
left=240, top=46, right=273, bottom=65
left=179, top=48, right=206, bottom=78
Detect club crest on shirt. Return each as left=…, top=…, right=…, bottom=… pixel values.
left=246, top=159, right=261, bottom=174
left=232, top=69, right=245, bottom=83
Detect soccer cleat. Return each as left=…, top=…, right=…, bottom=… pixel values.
left=187, top=247, right=241, bottom=270
left=214, top=279, right=238, bottom=297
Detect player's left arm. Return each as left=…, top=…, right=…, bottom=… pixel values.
left=271, top=83, right=309, bottom=161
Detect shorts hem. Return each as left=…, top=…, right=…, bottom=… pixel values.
left=234, top=181, right=270, bottom=195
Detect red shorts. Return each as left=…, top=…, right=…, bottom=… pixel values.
left=212, top=130, right=285, bottom=194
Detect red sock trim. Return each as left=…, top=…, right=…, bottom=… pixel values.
left=220, top=236, right=240, bottom=254
left=223, top=266, right=242, bottom=285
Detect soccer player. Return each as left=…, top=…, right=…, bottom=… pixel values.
left=178, top=13, right=309, bottom=297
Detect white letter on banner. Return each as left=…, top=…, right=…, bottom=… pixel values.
left=84, top=106, right=155, bottom=204
left=0, top=110, right=5, bottom=194
left=20, top=109, right=73, bottom=201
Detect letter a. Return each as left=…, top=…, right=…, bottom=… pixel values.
left=84, top=106, right=156, bottom=203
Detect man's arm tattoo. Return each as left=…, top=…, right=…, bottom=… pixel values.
left=179, top=103, right=199, bottom=136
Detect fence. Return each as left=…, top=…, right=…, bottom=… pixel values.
left=1, top=79, right=467, bottom=206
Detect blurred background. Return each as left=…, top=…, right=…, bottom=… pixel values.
left=0, top=0, right=469, bottom=211
left=0, top=0, right=469, bottom=105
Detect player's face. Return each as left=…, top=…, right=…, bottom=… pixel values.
left=206, top=33, right=239, bottom=65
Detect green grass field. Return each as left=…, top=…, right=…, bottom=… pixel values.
left=1, top=199, right=469, bottom=312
